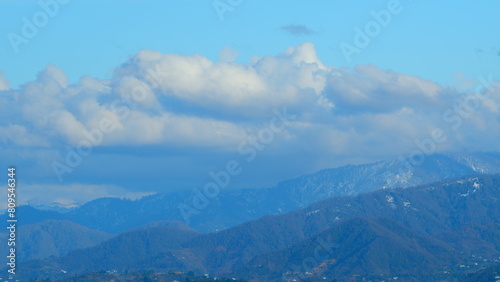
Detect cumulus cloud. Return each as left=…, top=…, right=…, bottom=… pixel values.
left=1, top=42, right=500, bottom=200
left=117, top=42, right=331, bottom=118
left=324, top=64, right=447, bottom=115
left=0, top=72, right=10, bottom=91
left=2, top=63, right=251, bottom=148
left=0, top=124, right=50, bottom=147
left=219, top=46, right=239, bottom=63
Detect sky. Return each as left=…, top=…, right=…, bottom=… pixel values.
left=0, top=0, right=499, bottom=206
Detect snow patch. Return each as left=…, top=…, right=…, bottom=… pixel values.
left=386, top=195, right=394, bottom=203
left=306, top=209, right=320, bottom=216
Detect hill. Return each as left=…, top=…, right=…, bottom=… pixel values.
left=5, top=153, right=499, bottom=234
left=0, top=220, right=111, bottom=262
left=13, top=174, right=500, bottom=280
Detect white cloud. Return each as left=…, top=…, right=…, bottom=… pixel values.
left=219, top=46, right=239, bottom=63
left=0, top=42, right=499, bottom=203
left=324, top=64, right=448, bottom=115
left=284, top=42, right=326, bottom=70
left=0, top=124, right=50, bottom=147
left=0, top=72, right=10, bottom=91
left=116, top=43, right=329, bottom=117
left=36, top=64, right=68, bottom=88
left=115, top=75, right=160, bottom=110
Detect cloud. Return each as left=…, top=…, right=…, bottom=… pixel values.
left=0, top=72, right=10, bottom=91
left=2, top=43, right=499, bottom=155
left=281, top=24, right=315, bottom=36
left=324, top=64, right=447, bottom=115
left=1, top=42, right=500, bottom=202
left=115, top=42, right=328, bottom=118
left=0, top=124, right=50, bottom=147
left=219, top=46, right=239, bottom=63
left=0, top=183, right=154, bottom=209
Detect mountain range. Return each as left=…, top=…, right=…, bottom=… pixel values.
left=9, top=173, right=500, bottom=281
left=4, top=152, right=500, bottom=235
left=0, top=220, right=111, bottom=262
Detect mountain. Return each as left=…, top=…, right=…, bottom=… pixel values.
left=13, top=173, right=500, bottom=281
left=0, top=220, right=112, bottom=262
left=29, top=202, right=80, bottom=213
left=461, top=262, right=500, bottom=282
left=271, top=152, right=500, bottom=208
left=0, top=205, right=66, bottom=225
left=12, top=222, right=200, bottom=280
left=7, top=152, right=498, bottom=234
left=58, top=270, right=247, bottom=282
left=238, top=217, right=460, bottom=281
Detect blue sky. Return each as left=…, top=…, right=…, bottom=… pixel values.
left=0, top=0, right=499, bottom=206
left=2, top=0, right=499, bottom=87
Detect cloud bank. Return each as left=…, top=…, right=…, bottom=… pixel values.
left=1, top=42, right=499, bottom=203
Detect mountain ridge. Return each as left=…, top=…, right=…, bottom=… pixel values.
left=11, top=173, right=500, bottom=281
left=3, top=152, right=498, bottom=234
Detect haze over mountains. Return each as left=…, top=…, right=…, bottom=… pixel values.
left=2, top=1, right=499, bottom=281
left=7, top=172, right=500, bottom=281
left=0, top=152, right=499, bottom=281
left=4, top=153, right=499, bottom=234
